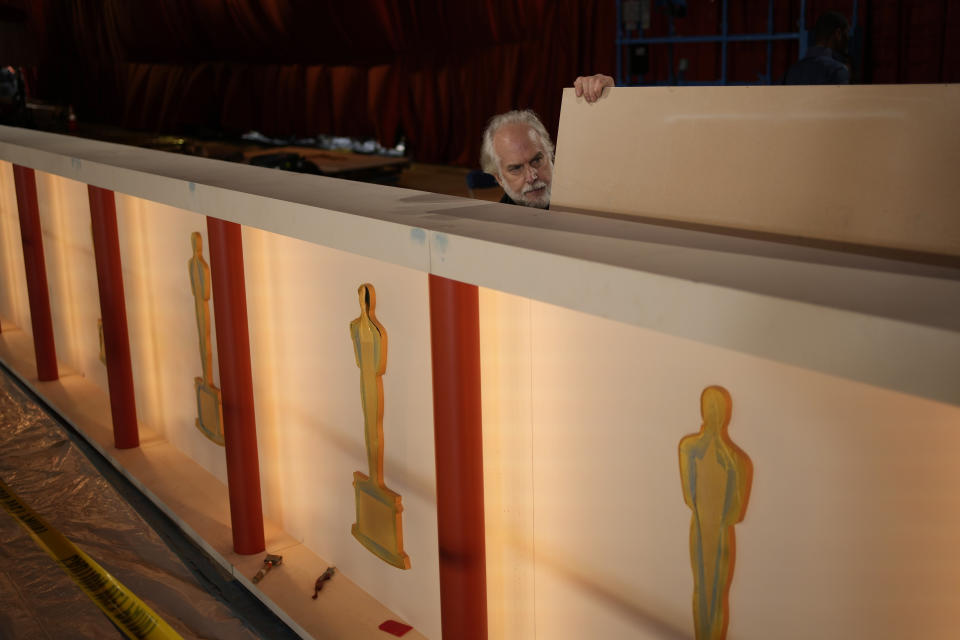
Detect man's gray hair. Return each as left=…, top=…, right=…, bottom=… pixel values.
left=480, top=109, right=555, bottom=176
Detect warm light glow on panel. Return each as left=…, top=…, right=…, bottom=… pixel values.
left=240, top=226, right=286, bottom=527
left=113, top=194, right=228, bottom=482
left=524, top=299, right=960, bottom=640
left=240, top=226, right=440, bottom=640
left=34, top=172, right=106, bottom=391
left=0, top=161, right=29, bottom=333
left=478, top=287, right=536, bottom=640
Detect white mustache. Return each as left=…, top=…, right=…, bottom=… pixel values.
left=523, top=181, right=548, bottom=195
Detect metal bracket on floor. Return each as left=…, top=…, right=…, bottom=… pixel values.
left=312, top=566, right=336, bottom=599
left=252, top=554, right=283, bottom=584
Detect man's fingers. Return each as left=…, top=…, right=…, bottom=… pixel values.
left=585, top=79, right=603, bottom=103
left=573, top=74, right=614, bottom=103
left=577, top=77, right=597, bottom=102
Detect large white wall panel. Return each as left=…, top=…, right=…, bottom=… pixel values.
left=242, top=227, right=440, bottom=639
left=479, top=288, right=535, bottom=640
left=114, top=194, right=228, bottom=480
left=2, top=125, right=958, bottom=640
left=34, top=172, right=106, bottom=392
left=0, top=161, right=29, bottom=335
left=523, top=301, right=960, bottom=640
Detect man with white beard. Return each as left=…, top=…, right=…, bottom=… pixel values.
left=480, top=74, right=613, bottom=209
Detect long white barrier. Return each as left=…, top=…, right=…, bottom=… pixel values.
left=1, top=113, right=959, bottom=639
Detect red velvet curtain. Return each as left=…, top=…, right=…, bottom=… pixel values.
left=26, top=0, right=615, bottom=166
left=21, top=1, right=959, bottom=165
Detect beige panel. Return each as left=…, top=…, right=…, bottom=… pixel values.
left=116, top=198, right=443, bottom=637
left=34, top=172, right=107, bottom=392
left=552, top=85, right=960, bottom=257
left=1, top=183, right=442, bottom=636
left=241, top=228, right=440, bottom=639
left=0, top=161, right=29, bottom=333
left=479, top=288, right=535, bottom=640
left=114, top=195, right=228, bottom=479
left=0, top=328, right=428, bottom=640
left=2, top=127, right=957, bottom=409
left=528, top=299, right=960, bottom=639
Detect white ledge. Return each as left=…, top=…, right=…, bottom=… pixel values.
left=1, top=125, right=958, bottom=406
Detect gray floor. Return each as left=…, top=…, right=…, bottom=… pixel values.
left=0, top=364, right=301, bottom=639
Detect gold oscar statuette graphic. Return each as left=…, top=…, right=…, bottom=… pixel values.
left=189, top=232, right=225, bottom=446
left=349, top=283, right=410, bottom=569
left=93, top=224, right=106, bottom=367
left=679, top=386, right=752, bottom=640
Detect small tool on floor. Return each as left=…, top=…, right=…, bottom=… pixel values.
left=312, top=566, right=336, bottom=598
left=252, top=554, right=283, bottom=584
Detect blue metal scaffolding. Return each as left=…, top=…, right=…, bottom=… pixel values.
left=615, top=0, right=858, bottom=86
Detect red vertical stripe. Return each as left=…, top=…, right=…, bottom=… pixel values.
left=428, top=274, right=487, bottom=640
left=206, top=217, right=265, bottom=555
left=12, top=165, right=58, bottom=381
left=88, top=185, right=139, bottom=449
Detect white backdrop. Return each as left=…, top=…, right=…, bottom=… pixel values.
left=5, top=164, right=960, bottom=639
left=9, top=174, right=442, bottom=639
left=0, top=162, right=29, bottom=336
left=481, top=289, right=960, bottom=640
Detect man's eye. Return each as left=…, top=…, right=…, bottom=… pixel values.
left=509, top=167, right=520, bottom=174
left=531, top=157, right=541, bottom=167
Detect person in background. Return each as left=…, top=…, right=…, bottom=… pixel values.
left=480, top=74, right=613, bottom=208
left=0, top=66, right=27, bottom=125
left=784, top=11, right=851, bottom=84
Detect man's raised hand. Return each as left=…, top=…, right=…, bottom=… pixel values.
left=574, top=74, right=615, bottom=103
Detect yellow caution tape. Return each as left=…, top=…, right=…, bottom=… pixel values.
left=0, top=477, right=184, bottom=640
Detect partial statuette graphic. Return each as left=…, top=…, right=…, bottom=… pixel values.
left=679, top=385, right=753, bottom=640
left=93, top=222, right=106, bottom=367
left=97, top=318, right=106, bottom=365
left=349, top=283, right=410, bottom=570
left=189, top=231, right=224, bottom=446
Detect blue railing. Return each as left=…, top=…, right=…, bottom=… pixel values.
left=615, top=0, right=858, bottom=86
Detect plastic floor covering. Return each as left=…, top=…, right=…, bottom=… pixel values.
left=0, top=365, right=300, bottom=639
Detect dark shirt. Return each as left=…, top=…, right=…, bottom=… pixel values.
left=784, top=45, right=850, bottom=85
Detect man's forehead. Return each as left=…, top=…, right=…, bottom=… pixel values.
left=494, top=123, right=544, bottom=159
